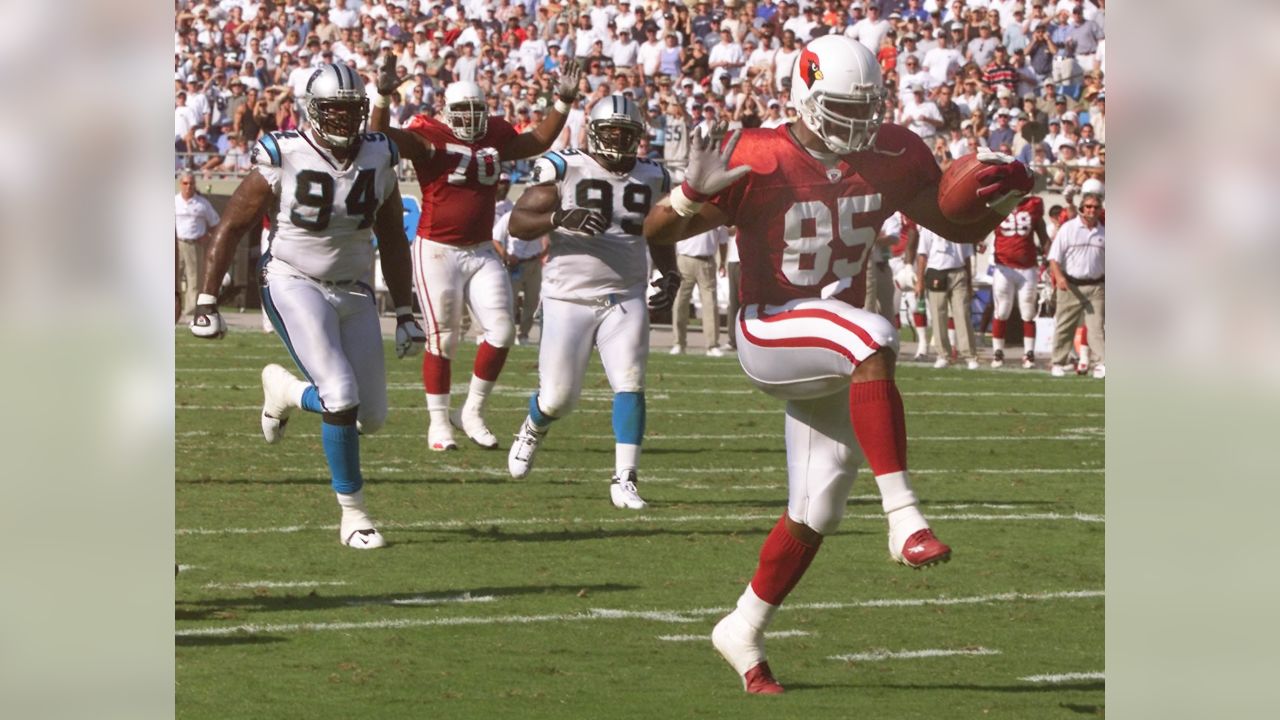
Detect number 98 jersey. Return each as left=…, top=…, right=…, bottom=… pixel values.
left=253, top=130, right=399, bottom=282
left=710, top=124, right=940, bottom=307
left=531, top=149, right=671, bottom=302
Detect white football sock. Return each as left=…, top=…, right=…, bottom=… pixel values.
left=735, top=584, right=779, bottom=632
left=426, top=393, right=450, bottom=427
left=615, top=443, right=640, bottom=478
left=464, top=376, right=494, bottom=414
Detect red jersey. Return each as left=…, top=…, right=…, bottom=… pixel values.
left=403, top=115, right=518, bottom=246
left=993, top=195, right=1044, bottom=269
left=712, top=123, right=940, bottom=307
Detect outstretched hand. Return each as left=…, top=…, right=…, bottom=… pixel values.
left=684, top=128, right=752, bottom=198
left=556, top=60, right=583, bottom=104
left=375, top=51, right=399, bottom=97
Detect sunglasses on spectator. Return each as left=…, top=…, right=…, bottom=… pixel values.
left=1081, top=203, right=1100, bottom=209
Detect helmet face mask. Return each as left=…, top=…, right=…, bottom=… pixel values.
left=305, top=64, right=369, bottom=148
left=585, top=95, right=646, bottom=172
left=444, top=81, right=488, bottom=142
left=799, top=88, right=885, bottom=155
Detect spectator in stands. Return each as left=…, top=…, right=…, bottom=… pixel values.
left=967, top=23, right=998, bottom=68
left=1067, top=5, right=1104, bottom=74
left=903, top=84, right=943, bottom=141
left=188, top=130, right=224, bottom=177
left=1026, top=22, right=1055, bottom=81
left=988, top=108, right=1016, bottom=153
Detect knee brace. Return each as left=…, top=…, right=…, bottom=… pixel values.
left=322, top=406, right=358, bottom=426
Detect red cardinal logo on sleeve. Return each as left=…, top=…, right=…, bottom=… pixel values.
left=799, top=48, right=824, bottom=88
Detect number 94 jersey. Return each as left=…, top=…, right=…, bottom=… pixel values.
left=253, top=130, right=399, bottom=282
left=531, top=149, right=671, bottom=302
left=710, top=124, right=940, bottom=307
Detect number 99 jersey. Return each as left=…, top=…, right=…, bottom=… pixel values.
left=531, top=149, right=671, bottom=302
left=710, top=124, right=940, bottom=307
left=253, top=130, right=400, bottom=282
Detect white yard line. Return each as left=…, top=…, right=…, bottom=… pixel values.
left=658, top=629, right=812, bottom=642
left=204, top=580, right=349, bottom=589
left=177, top=510, right=1102, bottom=537
left=829, top=647, right=1001, bottom=662
left=350, top=593, right=497, bottom=607
left=176, top=431, right=1102, bottom=442
left=1019, top=671, right=1105, bottom=683
left=177, top=383, right=1102, bottom=398
left=175, top=405, right=1103, bottom=418
left=176, top=588, right=1102, bottom=638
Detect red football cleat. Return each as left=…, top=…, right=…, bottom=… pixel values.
left=893, top=528, right=952, bottom=569
left=743, top=662, right=785, bottom=695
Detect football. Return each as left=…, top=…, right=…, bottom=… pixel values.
left=936, top=154, right=989, bottom=223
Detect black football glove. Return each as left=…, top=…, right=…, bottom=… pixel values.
left=551, top=207, right=609, bottom=236
left=375, top=51, right=399, bottom=97
left=647, top=272, right=682, bottom=312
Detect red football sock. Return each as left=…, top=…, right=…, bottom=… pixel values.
left=992, top=318, right=1007, bottom=340
left=422, top=353, right=451, bottom=394
left=849, top=380, right=908, bottom=475
left=749, top=514, right=820, bottom=606
left=473, top=341, right=510, bottom=382
left=946, top=318, right=956, bottom=330
left=1023, top=321, right=1036, bottom=339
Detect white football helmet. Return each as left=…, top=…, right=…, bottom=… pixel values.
left=444, top=81, right=487, bottom=142
left=789, top=35, right=885, bottom=154
left=586, top=95, right=645, bottom=171
left=1081, top=178, right=1105, bottom=198
left=304, top=63, right=369, bottom=148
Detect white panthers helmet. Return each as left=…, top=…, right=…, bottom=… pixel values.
left=586, top=95, right=646, bottom=170
left=789, top=35, right=885, bottom=154
left=304, top=63, right=369, bottom=148
left=444, top=81, right=488, bottom=142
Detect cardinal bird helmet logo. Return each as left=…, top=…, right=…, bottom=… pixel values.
left=799, top=48, right=824, bottom=88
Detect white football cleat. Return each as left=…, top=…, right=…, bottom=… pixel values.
left=610, top=472, right=648, bottom=510
left=427, top=421, right=458, bottom=452
left=1050, top=364, right=1067, bottom=377
left=261, top=364, right=303, bottom=444
left=450, top=406, right=500, bottom=449
left=712, top=611, right=785, bottom=694
left=669, top=344, right=684, bottom=355
left=965, top=358, right=980, bottom=370
left=1092, top=363, right=1106, bottom=379
left=932, top=357, right=949, bottom=369
left=508, top=416, right=546, bottom=479
left=990, top=349, right=1004, bottom=368
left=1022, top=352, right=1035, bottom=369
left=706, top=346, right=725, bottom=358
left=340, top=523, right=386, bottom=550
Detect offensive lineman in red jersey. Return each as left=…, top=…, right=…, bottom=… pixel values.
left=369, top=55, right=582, bottom=451
left=644, top=35, right=1035, bottom=694
left=990, top=195, right=1051, bottom=368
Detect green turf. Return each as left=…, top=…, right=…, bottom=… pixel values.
left=176, top=329, right=1104, bottom=719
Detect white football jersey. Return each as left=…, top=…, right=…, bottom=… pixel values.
left=530, top=148, right=670, bottom=301
left=253, top=130, right=399, bottom=282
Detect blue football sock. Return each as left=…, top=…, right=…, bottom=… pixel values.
left=612, top=391, right=645, bottom=445
left=528, top=392, right=556, bottom=429
left=301, top=385, right=324, bottom=413
left=322, top=421, right=363, bottom=494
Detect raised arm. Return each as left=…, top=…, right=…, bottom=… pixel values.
left=369, top=53, right=434, bottom=163
left=643, top=128, right=749, bottom=245
left=501, top=61, right=582, bottom=160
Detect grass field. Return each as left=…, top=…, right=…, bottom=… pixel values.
left=176, top=327, right=1104, bottom=719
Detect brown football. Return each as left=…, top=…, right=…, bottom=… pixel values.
left=936, top=154, right=989, bottom=223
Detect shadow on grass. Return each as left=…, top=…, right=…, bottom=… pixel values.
left=175, top=635, right=287, bottom=648
left=427, top=526, right=770, bottom=544
left=177, top=582, right=640, bottom=616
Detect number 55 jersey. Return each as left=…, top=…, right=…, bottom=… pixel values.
left=710, top=124, right=940, bottom=308
left=254, top=130, right=400, bottom=282
left=531, top=149, right=671, bottom=301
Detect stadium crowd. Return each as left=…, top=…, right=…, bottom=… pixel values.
left=175, top=0, right=1105, bottom=375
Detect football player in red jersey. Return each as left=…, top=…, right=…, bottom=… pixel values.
left=990, top=195, right=1051, bottom=368
left=644, top=35, right=1035, bottom=694
left=368, top=55, right=582, bottom=452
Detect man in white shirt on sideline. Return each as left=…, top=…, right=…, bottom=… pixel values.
left=1047, top=190, right=1106, bottom=378
left=670, top=227, right=726, bottom=357
left=174, top=171, right=220, bottom=317
left=915, top=225, right=978, bottom=369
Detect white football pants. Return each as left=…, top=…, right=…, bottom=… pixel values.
left=535, top=291, right=649, bottom=418
left=736, top=298, right=897, bottom=534
left=260, top=268, right=387, bottom=431
left=991, top=264, right=1039, bottom=321
left=412, top=238, right=515, bottom=358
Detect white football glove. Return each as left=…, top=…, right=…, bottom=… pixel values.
left=394, top=309, right=426, bottom=359
left=670, top=128, right=753, bottom=217
left=552, top=207, right=609, bottom=236
left=189, top=293, right=226, bottom=339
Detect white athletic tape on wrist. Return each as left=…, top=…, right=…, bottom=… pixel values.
left=554, top=99, right=570, bottom=114
left=196, top=293, right=219, bottom=307
left=669, top=184, right=705, bottom=218
left=374, top=94, right=391, bottom=109
left=394, top=305, right=413, bottom=318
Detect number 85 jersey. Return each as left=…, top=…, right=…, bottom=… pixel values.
left=532, top=149, right=671, bottom=302
left=710, top=124, right=940, bottom=307
left=253, top=130, right=399, bottom=282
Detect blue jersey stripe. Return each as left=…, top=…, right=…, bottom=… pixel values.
left=545, top=151, right=567, bottom=180
left=259, top=133, right=282, bottom=167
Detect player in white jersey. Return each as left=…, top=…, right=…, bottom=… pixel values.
left=504, top=95, right=678, bottom=510
left=190, top=64, right=425, bottom=549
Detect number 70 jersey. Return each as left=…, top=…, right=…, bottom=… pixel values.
left=531, top=149, right=671, bottom=302
left=253, top=130, right=399, bottom=282
left=710, top=124, right=940, bottom=307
